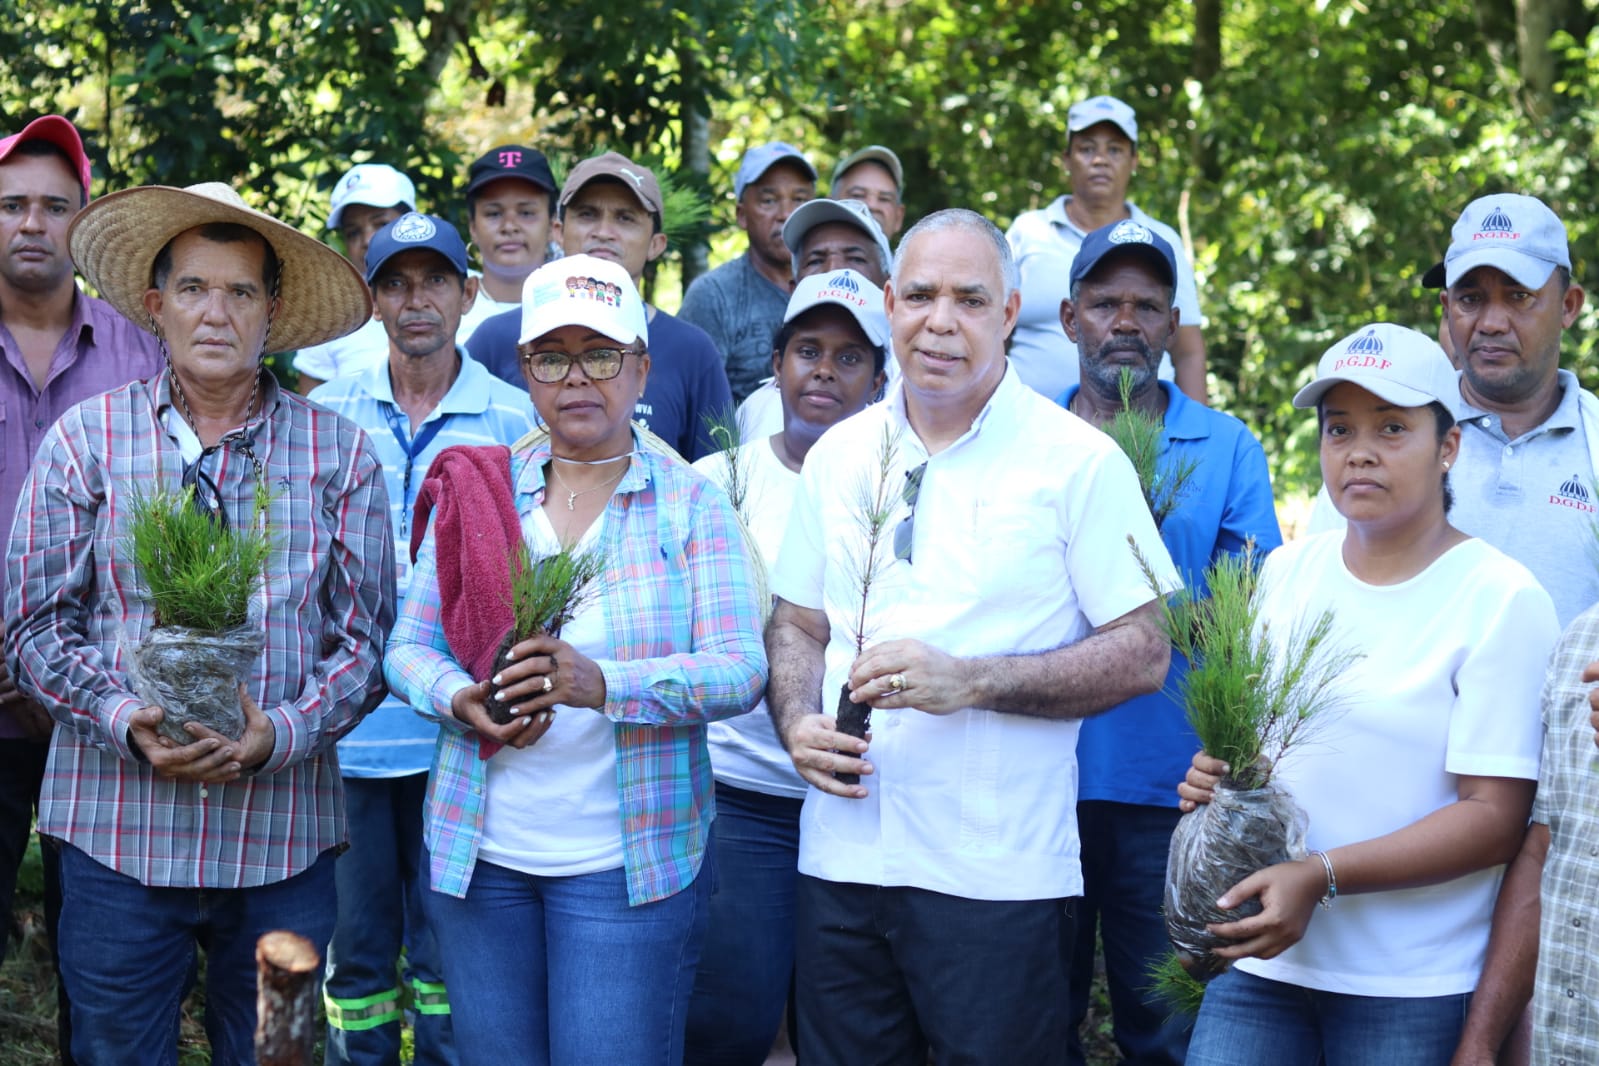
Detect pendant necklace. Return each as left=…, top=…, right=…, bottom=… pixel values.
left=548, top=464, right=627, bottom=511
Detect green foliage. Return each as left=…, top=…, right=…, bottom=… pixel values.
left=1146, top=949, right=1207, bottom=1016
left=127, top=482, right=273, bottom=631
left=845, top=424, right=904, bottom=652
left=1136, top=540, right=1359, bottom=791
left=506, top=541, right=607, bottom=642
left=701, top=407, right=751, bottom=519
left=1102, top=368, right=1197, bottom=528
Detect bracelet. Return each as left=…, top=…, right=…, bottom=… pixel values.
left=1310, top=849, right=1338, bottom=909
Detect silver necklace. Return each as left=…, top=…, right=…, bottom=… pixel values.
left=548, top=464, right=626, bottom=511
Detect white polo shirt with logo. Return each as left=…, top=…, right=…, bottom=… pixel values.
left=770, top=368, right=1180, bottom=901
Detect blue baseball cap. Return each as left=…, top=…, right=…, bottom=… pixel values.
left=1069, top=218, right=1178, bottom=290
left=363, top=212, right=469, bottom=284
left=733, top=142, right=816, bottom=202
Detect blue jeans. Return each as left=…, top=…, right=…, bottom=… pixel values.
left=1187, top=967, right=1472, bottom=1066
left=683, top=782, right=803, bottom=1066
left=424, top=855, right=712, bottom=1066
left=795, top=875, right=1072, bottom=1066
left=1066, top=801, right=1191, bottom=1065
left=324, top=774, right=455, bottom=1066
left=57, top=842, right=337, bottom=1066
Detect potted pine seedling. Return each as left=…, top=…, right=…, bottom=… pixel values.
left=1133, top=541, right=1359, bottom=979
left=488, top=540, right=607, bottom=725
left=126, top=480, right=274, bottom=744
left=833, top=424, right=903, bottom=784
left=1102, top=367, right=1195, bottom=528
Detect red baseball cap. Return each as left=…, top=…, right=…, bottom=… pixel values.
left=0, top=115, right=93, bottom=193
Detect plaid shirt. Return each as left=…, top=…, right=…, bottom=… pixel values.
left=3, top=369, right=395, bottom=889
left=1531, top=602, right=1599, bottom=1063
left=384, top=432, right=766, bottom=904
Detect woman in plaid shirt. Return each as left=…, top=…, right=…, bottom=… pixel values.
left=385, top=254, right=766, bottom=1066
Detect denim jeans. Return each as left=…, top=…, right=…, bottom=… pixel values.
left=57, top=842, right=337, bottom=1066
left=1066, top=800, right=1191, bottom=1066
left=324, top=773, right=455, bottom=1066
left=0, top=739, right=72, bottom=1062
left=424, top=855, right=712, bottom=1066
left=795, top=875, right=1072, bottom=1066
left=1187, top=967, right=1473, bottom=1066
left=683, top=782, right=803, bottom=1066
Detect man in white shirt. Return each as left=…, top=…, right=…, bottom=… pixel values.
left=766, top=208, right=1179, bottom=1065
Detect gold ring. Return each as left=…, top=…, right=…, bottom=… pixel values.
left=542, top=676, right=554, bottom=693
left=888, top=673, right=906, bottom=693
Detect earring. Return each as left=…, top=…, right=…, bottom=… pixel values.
left=1443, top=461, right=1451, bottom=471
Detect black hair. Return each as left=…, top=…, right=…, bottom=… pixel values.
left=8, top=139, right=87, bottom=207
left=771, top=311, right=887, bottom=376
left=151, top=222, right=281, bottom=295
left=556, top=176, right=664, bottom=236
left=1316, top=398, right=1456, bottom=515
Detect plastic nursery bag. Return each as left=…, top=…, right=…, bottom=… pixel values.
left=128, top=623, right=265, bottom=745
left=1164, top=780, right=1309, bottom=979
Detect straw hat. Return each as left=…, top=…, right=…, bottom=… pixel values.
left=68, top=182, right=372, bottom=353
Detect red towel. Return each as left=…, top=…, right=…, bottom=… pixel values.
left=411, top=445, right=521, bottom=758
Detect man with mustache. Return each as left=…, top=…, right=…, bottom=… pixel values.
left=679, top=142, right=816, bottom=404
left=309, top=212, right=536, bottom=1066
left=467, top=152, right=733, bottom=460
left=0, top=114, right=162, bottom=1063
left=1057, top=220, right=1280, bottom=1066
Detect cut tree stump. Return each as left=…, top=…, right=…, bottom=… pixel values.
left=254, top=930, right=321, bottom=1066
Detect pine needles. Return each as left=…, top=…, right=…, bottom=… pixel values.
left=1101, top=368, right=1195, bottom=528
left=1135, top=539, right=1359, bottom=791
left=844, top=424, right=904, bottom=654
left=506, top=540, right=608, bottom=641
left=702, top=407, right=751, bottom=521
left=1146, top=950, right=1208, bottom=1016
left=127, top=482, right=273, bottom=631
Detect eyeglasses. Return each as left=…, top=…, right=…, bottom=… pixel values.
left=182, top=451, right=229, bottom=532
left=520, top=348, right=632, bottom=384
left=892, top=461, right=927, bottom=564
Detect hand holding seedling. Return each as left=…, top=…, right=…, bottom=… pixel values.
left=782, top=713, right=873, bottom=799
left=451, top=678, right=556, bottom=751
left=129, top=686, right=276, bottom=781
left=1200, top=858, right=1325, bottom=961
left=1585, top=660, right=1599, bottom=750
left=847, top=639, right=971, bottom=715
left=1176, top=750, right=1229, bottom=812
left=493, top=634, right=607, bottom=713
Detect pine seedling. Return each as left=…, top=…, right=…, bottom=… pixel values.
left=1102, top=367, right=1196, bottom=528
left=1133, top=538, right=1359, bottom=791
left=832, top=424, right=905, bottom=781
left=701, top=406, right=752, bottom=522
left=506, top=541, right=608, bottom=645
left=128, top=481, right=274, bottom=631
left=1146, top=950, right=1207, bottom=1016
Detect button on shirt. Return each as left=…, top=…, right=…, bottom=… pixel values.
left=771, top=369, right=1180, bottom=901
left=1531, top=604, right=1599, bottom=1062
left=1006, top=196, right=1200, bottom=400
left=309, top=351, right=538, bottom=777
left=3, top=371, right=396, bottom=888
left=1, top=291, right=164, bottom=738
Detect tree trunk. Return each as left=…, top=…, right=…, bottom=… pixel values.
left=254, top=930, right=321, bottom=1066
left=1515, top=0, right=1556, bottom=120
left=680, top=68, right=712, bottom=297
left=1192, top=0, right=1222, bottom=182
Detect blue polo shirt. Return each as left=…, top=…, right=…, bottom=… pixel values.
left=310, top=351, right=539, bottom=777
left=1058, top=382, right=1283, bottom=806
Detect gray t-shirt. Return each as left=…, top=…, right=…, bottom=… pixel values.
left=678, top=253, right=790, bottom=404
left=1451, top=370, right=1598, bottom=627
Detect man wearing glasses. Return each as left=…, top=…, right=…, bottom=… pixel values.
left=766, top=208, right=1179, bottom=1065
left=308, top=212, right=535, bottom=1066
left=4, top=181, right=395, bottom=1063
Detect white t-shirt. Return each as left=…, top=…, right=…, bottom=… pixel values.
left=1237, top=532, right=1557, bottom=997
left=456, top=287, right=521, bottom=350
left=770, top=368, right=1179, bottom=900
left=693, top=438, right=805, bottom=798
left=478, top=510, right=623, bottom=876
left=292, top=317, right=388, bottom=384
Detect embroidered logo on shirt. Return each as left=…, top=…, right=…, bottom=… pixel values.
left=1332, top=328, right=1391, bottom=371
left=1474, top=207, right=1519, bottom=242
left=1550, top=474, right=1596, bottom=513
left=1108, top=220, right=1154, bottom=246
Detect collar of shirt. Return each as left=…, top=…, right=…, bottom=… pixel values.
left=353, top=347, right=502, bottom=421
left=1059, top=380, right=1209, bottom=445
left=154, top=368, right=282, bottom=465
left=1043, top=195, right=1156, bottom=240
left=513, top=425, right=653, bottom=504
left=883, top=363, right=1021, bottom=459
left=1455, top=368, right=1582, bottom=440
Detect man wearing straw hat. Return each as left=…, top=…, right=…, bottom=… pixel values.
left=3, top=181, right=396, bottom=1064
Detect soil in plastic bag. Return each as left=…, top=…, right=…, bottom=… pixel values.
left=128, top=623, right=265, bottom=745
left=1164, top=780, right=1308, bottom=980
left=487, top=626, right=565, bottom=727
left=834, top=681, right=871, bottom=785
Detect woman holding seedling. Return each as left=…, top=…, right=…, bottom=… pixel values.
left=684, top=268, right=889, bottom=1064
left=384, top=253, right=766, bottom=1066
left=1177, top=323, right=1559, bottom=1065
